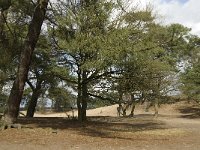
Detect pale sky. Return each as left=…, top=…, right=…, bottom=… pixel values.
left=132, top=0, right=200, bottom=36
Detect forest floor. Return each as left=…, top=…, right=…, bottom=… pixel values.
left=0, top=101, right=200, bottom=150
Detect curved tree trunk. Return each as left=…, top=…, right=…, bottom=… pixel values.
left=3, top=0, right=49, bottom=125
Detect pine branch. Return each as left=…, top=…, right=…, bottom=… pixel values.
left=26, top=80, right=35, bottom=91
left=88, top=92, right=118, bottom=104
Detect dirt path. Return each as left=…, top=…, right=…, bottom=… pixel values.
left=1, top=101, right=200, bottom=150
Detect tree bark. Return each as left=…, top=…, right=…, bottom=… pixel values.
left=0, top=11, right=5, bottom=40
left=81, top=71, right=88, bottom=121
left=26, top=83, right=42, bottom=117
left=0, top=10, right=9, bottom=48
left=122, top=103, right=129, bottom=116
left=154, top=82, right=161, bottom=118
left=3, top=0, right=49, bottom=124
left=0, top=85, right=2, bottom=93
left=26, top=89, right=40, bottom=117
left=81, top=85, right=87, bottom=121
left=117, top=91, right=123, bottom=116
left=129, top=94, right=135, bottom=117
left=81, top=93, right=87, bottom=121
left=154, top=98, right=159, bottom=118
left=77, top=69, right=88, bottom=122
left=54, top=99, right=63, bottom=112
left=77, top=69, right=82, bottom=121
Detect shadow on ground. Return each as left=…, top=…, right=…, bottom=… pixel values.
left=178, top=105, right=200, bottom=119
left=16, top=115, right=168, bottom=140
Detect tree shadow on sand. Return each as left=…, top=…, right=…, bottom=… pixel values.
left=178, top=105, right=200, bottom=119
left=16, top=115, right=169, bottom=140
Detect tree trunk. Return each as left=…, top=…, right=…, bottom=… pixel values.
left=130, top=105, right=135, bottom=117
left=154, top=79, right=161, bottom=118
left=77, top=70, right=88, bottom=122
left=77, top=94, right=82, bottom=121
left=3, top=0, right=49, bottom=124
left=26, top=90, right=39, bottom=117
left=0, top=10, right=9, bottom=51
left=77, top=69, right=82, bottom=121
left=117, top=91, right=123, bottom=116
left=79, top=71, right=88, bottom=122
left=129, top=101, right=136, bottom=117
left=129, top=94, right=135, bottom=117
left=154, top=98, right=159, bottom=118
left=0, top=83, right=3, bottom=93
left=26, top=85, right=42, bottom=117
left=122, top=104, right=129, bottom=116
left=54, top=99, right=62, bottom=112
left=0, top=11, right=5, bottom=40
left=81, top=82, right=88, bottom=122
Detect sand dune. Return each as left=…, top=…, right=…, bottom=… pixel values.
left=20, top=101, right=191, bottom=118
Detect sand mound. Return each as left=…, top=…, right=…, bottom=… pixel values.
left=27, top=101, right=198, bottom=118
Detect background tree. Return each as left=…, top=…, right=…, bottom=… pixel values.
left=110, top=12, right=192, bottom=116
left=181, top=36, right=200, bottom=102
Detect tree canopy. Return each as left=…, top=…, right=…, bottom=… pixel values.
left=0, top=0, right=199, bottom=123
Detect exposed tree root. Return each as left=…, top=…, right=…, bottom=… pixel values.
left=1, top=123, right=22, bottom=130
left=0, top=115, right=22, bottom=130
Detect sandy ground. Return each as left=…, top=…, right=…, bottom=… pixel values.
left=1, top=101, right=200, bottom=150
left=32, top=104, right=121, bottom=118
left=31, top=102, right=182, bottom=118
